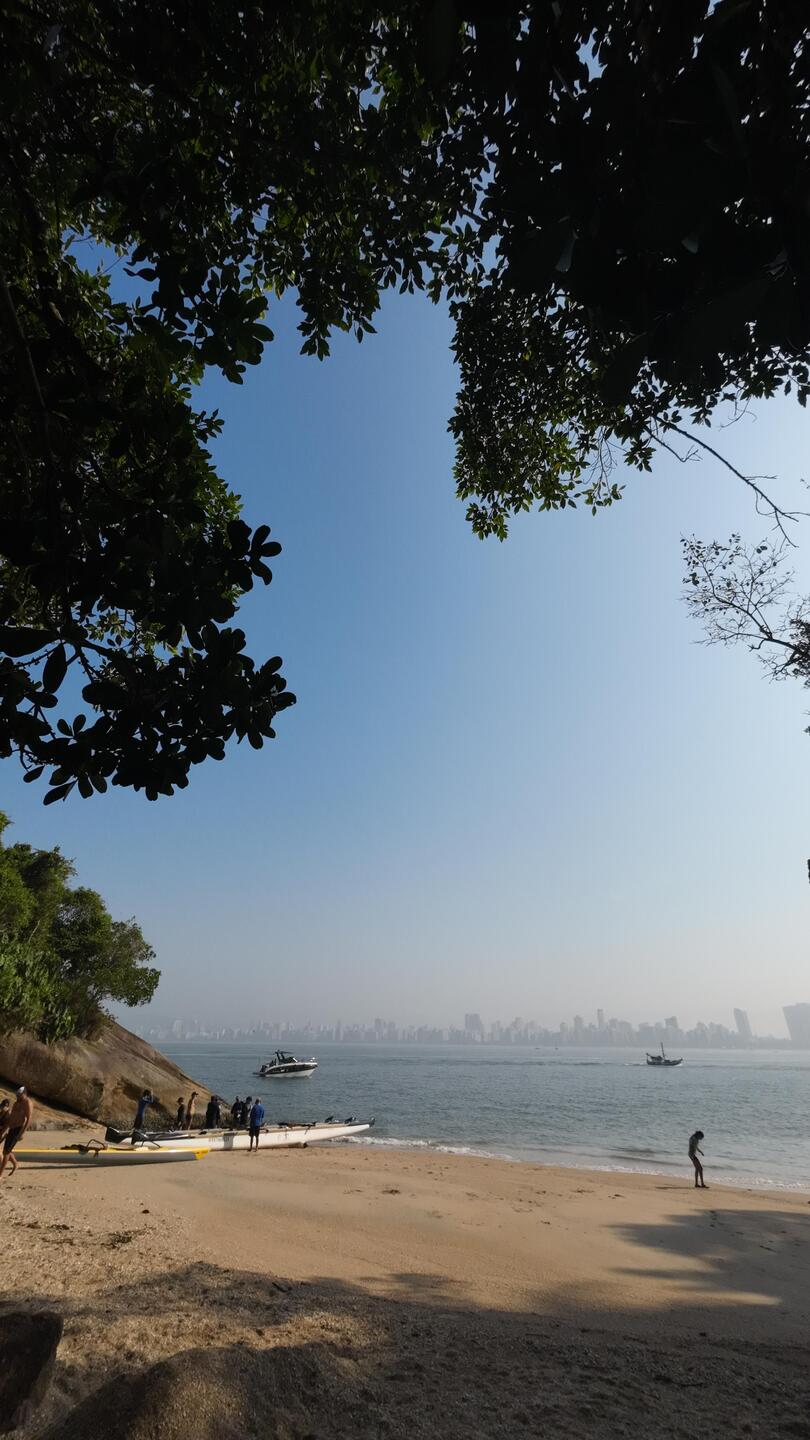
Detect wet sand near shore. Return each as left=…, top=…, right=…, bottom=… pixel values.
left=3, top=1146, right=809, bottom=1437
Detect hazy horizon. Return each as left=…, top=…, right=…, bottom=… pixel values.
left=3, top=292, right=809, bottom=1044
left=131, top=1003, right=799, bottom=1041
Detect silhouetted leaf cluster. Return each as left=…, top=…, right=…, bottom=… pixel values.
left=1, top=1, right=808, bottom=797
left=449, top=0, right=809, bottom=535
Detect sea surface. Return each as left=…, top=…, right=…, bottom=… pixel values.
left=163, top=1042, right=810, bottom=1192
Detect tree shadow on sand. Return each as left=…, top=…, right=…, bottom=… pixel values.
left=608, top=1206, right=810, bottom=1308
left=4, top=1247, right=810, bottom=1440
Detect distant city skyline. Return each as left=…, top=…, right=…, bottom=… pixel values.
left=131, top=1002, right=808, bottom=1048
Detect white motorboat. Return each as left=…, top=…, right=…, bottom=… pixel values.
left=255, top=1051, right=318, bottom=1078
left=104, top=1116, right=373, bottom=1151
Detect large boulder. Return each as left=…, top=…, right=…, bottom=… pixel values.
left=44, top=1343, right=381, bottom=1440
left=0, top=1311, right=63, bottom=1433
left=0, top=1019, right=212, bottom=1128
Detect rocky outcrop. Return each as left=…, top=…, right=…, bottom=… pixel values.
left=0, top=1311, right=63, bottom=1433
left=44, top=1344, right=375, bottom=1440
left=0, top=1019, right=212, bottom=1128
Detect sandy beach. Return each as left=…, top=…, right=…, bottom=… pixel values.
left=3, top=1145, right=809, bottom=1437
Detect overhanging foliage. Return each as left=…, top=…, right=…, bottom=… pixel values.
left=2, top=2, right=807, bottom=798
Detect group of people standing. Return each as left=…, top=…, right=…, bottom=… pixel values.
left=133, top=1088, right=204, bottom=1132
left=133, top=1088, right=266, bottom=1150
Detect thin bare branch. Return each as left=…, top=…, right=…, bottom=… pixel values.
left=667, top=423, right=808, bottom=545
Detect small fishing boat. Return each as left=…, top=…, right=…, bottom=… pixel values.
left=104, top=1116, right=373, bottom=1151
left=646, top=1044, right=683, bottom=1067
left=255, top=1051, right=318, bottom=1078
left=15, top=1142, right=208, bottom=1166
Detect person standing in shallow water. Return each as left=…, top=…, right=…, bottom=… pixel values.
left=689, top=1129, right=707, bottom=1188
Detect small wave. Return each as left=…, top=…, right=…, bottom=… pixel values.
left=347, top=1136, right=810, bottom=1192
left=349, top=1135, right=514, bottom=1162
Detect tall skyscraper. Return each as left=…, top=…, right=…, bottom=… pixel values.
left=464, top=1013, right=484, bottom=1036
left=733, top=1008, right=753, bottom=1041
left=597, top=1008, right=605, bottom=1029
left=784, top=1003, right=810, bottom=1047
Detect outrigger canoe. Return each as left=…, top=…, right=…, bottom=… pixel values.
left=105, top=1117, right=374, bottom=1151
left=16, top=1143, right=208, bottom=1165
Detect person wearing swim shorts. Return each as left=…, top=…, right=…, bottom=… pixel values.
left=0, top=1087, right=33, bottom=1178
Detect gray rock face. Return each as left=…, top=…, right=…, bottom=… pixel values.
left=0, top=1019, right=212, bottom=1127
left=0, top=1311, right=63, bottom=1433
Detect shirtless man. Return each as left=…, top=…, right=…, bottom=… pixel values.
left=0, top=1087, right=33, bottom=1178
left=689, top=1129, right=707, bottom=1188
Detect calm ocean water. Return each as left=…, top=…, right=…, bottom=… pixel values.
left=163, top=1043, right=810, bottom=1192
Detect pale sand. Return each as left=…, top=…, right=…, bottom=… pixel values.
left=3, top=1145, right=809, bottom=1436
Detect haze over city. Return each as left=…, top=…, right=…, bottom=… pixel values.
left=3, top=295, right=809, bottom=1040
left=138, top=1003, right=810, bottom=1048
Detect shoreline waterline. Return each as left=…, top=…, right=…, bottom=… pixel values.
left=161, top=1040, right=810, bottom=1194
left=347, top=1133, right=810, bottom=1193
left=8, top=1140, right=810, bottom=1435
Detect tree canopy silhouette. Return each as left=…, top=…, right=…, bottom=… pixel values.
left=1, top=1, right=807, bottom=800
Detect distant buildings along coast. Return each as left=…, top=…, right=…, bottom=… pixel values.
left=135, top=1005, right=808, bottom=1048
left=783, top=1003, right=810, bottom=1047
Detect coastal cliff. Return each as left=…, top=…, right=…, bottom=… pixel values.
left=0, top=1017, right=212, bottom=1128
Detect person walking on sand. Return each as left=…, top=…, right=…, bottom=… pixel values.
left=248, top=1096, right=265, bottom=1151
left=185, top=1091, right=199, bottom=1129
left=689, top=1129, right=707, bottom=1188
left=0, top=1087, right=33, bottom=1178
left=231, top=1096, right=242, bottom=1127
left=0, top=1099, right=11, bottom=1154
left=175, top=1097, right=185, bottom=1129
left=243, top=1096, right=253, bottom=1128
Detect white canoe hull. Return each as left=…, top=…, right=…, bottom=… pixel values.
left=122, top=1120, right=371, bottom=1151
left=16, top=1146, right=207, bottom=1166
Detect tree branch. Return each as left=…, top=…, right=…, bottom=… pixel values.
left=666, top=422, right=807, bottom=544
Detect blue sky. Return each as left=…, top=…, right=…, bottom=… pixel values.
left=3, top=292, right=809, bottom=1035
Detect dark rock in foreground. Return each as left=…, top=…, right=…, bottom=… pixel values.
left=0, top=1019, right=212, bottom=1128
left=0, top=1311, right=63, bottom=1433
left=44, top=1344, right=377, bottom=1440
